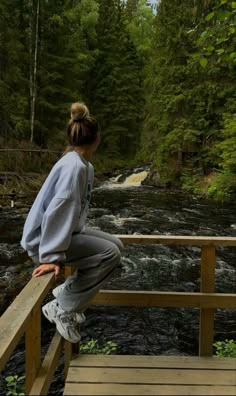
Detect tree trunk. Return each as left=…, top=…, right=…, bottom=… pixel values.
left=30, top=0, right=40, bottom=144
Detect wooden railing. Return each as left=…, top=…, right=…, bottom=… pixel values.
left=0, top=235, right=236, bottom=395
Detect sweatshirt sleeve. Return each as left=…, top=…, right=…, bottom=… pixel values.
left=39, top=197, right=80, bottom=264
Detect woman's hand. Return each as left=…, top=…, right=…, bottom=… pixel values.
left=32, top=263, right=60, bottom=278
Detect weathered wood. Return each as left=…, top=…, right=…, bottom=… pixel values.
left=91, top=290, right=236, bottom=308
left=117, top=235, right=236, bottom=247
left=64, top=383, right=236, bottom=396
left=65, top=355, right=236, bottom=395
left=63, top=265, right=80, bottom=378
left=70, top=354, right=236, bottom=370
left=67, top=367, right=235, bottom=385
left=0, top=273, right=55, bottom=371
left=199, top=245, right=216, bottom=356
left=25, top=308, right=41, bottom=394
left=29, top=332, right=62, bottom=396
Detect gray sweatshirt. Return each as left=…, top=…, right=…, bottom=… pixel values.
left=21, top=151, right=94, bottom=263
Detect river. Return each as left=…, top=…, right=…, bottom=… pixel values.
left=0, top=170, right=235, bottom=394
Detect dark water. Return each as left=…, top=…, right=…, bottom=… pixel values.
left=0, top=181, right=235, bottom=394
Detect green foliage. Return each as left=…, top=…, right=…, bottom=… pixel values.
left=217, top=114, right=236, bottom=172
left=125, top=0, right=154, bottom=60
left=207, top=171, right=236, bottom=201
left=140, top=0, right=236, bottom=201
left=180, top=170, right=202, bottom=194
left=214, top=339, right=236, bottom=357
left=0, top=0, right=235, bottom=201
left=192, top=0, right=236, bottom=67
left=5, top=375, right=25, bottom=396
left=80, top=339, right=117, bottom=355
left=91, top=0, right=144, bottom=158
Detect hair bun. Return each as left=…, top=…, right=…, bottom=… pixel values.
left=71, top=102, right=89, bottom=121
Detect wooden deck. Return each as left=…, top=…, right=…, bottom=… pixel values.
left=64, top=354, right=236, bottom=395
left=1, top=235, right=236, bottom=395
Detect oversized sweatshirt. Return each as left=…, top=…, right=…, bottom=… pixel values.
left=21, top=151, right=94, bottom=264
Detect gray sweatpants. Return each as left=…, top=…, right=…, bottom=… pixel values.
left=33, top=228, right=123, bottom=314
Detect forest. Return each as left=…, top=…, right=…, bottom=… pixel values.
left=0, top=0, right=235, bottom=201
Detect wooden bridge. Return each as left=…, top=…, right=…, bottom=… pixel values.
left=0, top=235, right=236, bottom=395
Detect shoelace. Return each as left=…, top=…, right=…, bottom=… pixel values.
left=60, top=313, right=77, bottom=326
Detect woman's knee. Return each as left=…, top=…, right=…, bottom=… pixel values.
left=115, top=238, right=124, bottom=252
left=106, top=244, right=121, bottom=266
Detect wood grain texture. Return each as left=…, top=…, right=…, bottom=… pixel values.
left=199, top=246, right=216, bottom=356
left=0, top=273, right=55, bottom=371
left=29, top=332, right=62, bottom=395
left=64, top=354, right=236, bottom=396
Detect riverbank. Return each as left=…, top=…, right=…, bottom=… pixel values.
left=0, top=166, right=235, bottom=209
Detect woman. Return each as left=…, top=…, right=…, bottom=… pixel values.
left=21, top=102, right=123, bottom=343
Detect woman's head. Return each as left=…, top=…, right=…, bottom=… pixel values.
left=67, top=102, right=99, bottom=147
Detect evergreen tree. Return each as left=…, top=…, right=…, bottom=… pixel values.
left=125, top=0, right=154, bottom=61
left=125, top=0, right=139, bottom=20
left=142, top=0, right=236, bottom=194
left=0, top=0, right=28, bottom=141
left=91, top=0, right=143, bottom=158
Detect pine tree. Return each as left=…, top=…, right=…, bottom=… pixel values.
left=91, top=0, right=143, bottom=158
left=0, top=0, right=28, bottom=142
left=126, top=0, right=139, bottom=20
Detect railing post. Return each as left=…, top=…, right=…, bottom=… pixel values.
left=199, top=245, right=216, bottom=356
left=25, top=308, right=41, bottom=394
left=63, top=266, right=80, bottom=379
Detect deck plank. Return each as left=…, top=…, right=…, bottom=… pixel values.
left=67, top=367, right=235, bottom=385
left=70, top=354, right=236, bottom=369
left=64, top=383, right=236, bottom=395
left=64, top=355, right=236, bottom=396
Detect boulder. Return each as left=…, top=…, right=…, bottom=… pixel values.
left=141, top=168, right=163, bottom=187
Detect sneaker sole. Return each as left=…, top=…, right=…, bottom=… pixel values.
left=42, top=303, right=55, bottom=324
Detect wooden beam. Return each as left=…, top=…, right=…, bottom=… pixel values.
left=0, top=273, right=55, bottom=371
left=29, top=332, right=62, bottom=395
left=63, top=266, right=80, bottom=378
left=67, top=366, right=236, bottom=385
left=91, top=290, right=236, bottom=308
left=64, top=383, right=236, bottom=395
left=116, top=235, right=236, bottom=247
left=25, top=308, right=41, bottom=394
left=70, top=354, right=236, bottom=370
left=199, top=246, right=216, bottom=356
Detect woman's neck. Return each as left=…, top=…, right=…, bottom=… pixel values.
left=73, top=146, right=92, bottom=161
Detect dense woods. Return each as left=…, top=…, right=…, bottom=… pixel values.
left=0, top=0, right=235, bottom=200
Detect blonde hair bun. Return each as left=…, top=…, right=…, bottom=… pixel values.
left=71, top=102, right=89, bottom=121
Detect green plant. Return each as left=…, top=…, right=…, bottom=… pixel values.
left=207, top=171, right=236, bottom=202
left=5, top=375, right=25, bottom=396
left=214, top=339, right=236, bottom=357
left=80, top=339, right=117, bottom=355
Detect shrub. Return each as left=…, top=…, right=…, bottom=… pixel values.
left=214, top=339, right=236, bottom=358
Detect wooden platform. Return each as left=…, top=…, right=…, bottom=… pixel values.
left=64, top=354, right=236, bottom=395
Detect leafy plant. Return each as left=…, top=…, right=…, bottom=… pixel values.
left=80, top=339, right=117, bottom=355
left=207, top=171, right=236, bottom=201
left=192, top=0, right=236, bottom=67
left=214, top=339, right=236, bottom=357
left=5, top=375, right=25, bottom=396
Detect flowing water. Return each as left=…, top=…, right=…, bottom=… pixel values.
left=0, top=169, right=235, bottom=394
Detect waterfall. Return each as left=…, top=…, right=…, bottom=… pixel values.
left=101, top=170, right=149, bottom=189
left=122, top=171, right=148, bottom=187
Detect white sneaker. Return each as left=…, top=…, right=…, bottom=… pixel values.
left=42, top=299, right=81, bottom=343
left=52, top=284, right=86, bottom=324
